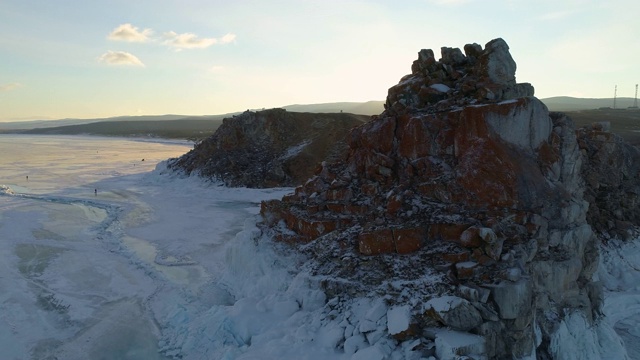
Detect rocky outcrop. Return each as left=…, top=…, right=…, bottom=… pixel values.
left=261, top=39, right=610, bottom=358
left=168, top=109, right=367, bottom=187
left=577, top=121, right=640, bottom=240
left=385, top=38, right=534, bottom=116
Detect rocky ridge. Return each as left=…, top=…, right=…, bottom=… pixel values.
left=260, top=38, right=629, bottom=358
left=168, top=109, right=367, bottom=188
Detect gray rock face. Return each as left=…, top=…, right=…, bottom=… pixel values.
left=440, top=46, right=466, bottom=66
left=485, top=96, right=552, bottom=151
left=479, top=38, right=517, bottom=86
left=490, top=279, right=532, bottom=319
left=425, top=296, right=484, bottom=331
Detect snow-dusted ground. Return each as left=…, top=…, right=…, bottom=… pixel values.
left=598, top=238, right=640, bottom=360
left=1, top=134, right=639, bottom=359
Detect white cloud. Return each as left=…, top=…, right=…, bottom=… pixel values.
left=163, top=31, right=217, bottom=49
left=219, top=33, right=237, bottom=44
left=108, top=23, right=153, bottom=42
left=163, top=31, right=237, bottom=50
left=105, top=23, right=236, bottom=54
left=0, top=83, right=22, bottom=92
left=98, top=51, right=145, bottom=67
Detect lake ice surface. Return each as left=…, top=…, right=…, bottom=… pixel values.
left=1, top=134, right=639, bottom=360
left=0, top=135, right=197, bottom=359
left=0, top=135, right=353, bottom=359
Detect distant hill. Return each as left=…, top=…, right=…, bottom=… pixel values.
left=540, top=96, right=637, bottom=111
left=3, top=97, right=639, bottom=140
left=281, top=97, right=639, bottom=113
left=6, top=116, right=229, bottom=140
left=0, top=114, right=237, bottom=131
left=0, top=119, right=99, bottom=130
left=282, top=101, right=384, bottom=116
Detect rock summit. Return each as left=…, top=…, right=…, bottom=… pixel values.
left=261, top=38, right=608, bottom=358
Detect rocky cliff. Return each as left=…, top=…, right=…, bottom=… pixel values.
left=168, top=109, right=368, bottom=187
left=577, top=122, right=640, bottom=240
left=260, top=39, right=631, bottom=358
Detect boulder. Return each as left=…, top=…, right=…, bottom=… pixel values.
left=387, top=306, right=412, bottom=335
left=489, top=279, right=532, bottom=319
left=434, top=329, right=486, bottom=360
left=424, top=296, right=483, bottom=331
left=477, top=38, right=516, bottom=86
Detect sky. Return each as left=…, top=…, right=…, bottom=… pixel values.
left=0, top=0, right=638, bottom=122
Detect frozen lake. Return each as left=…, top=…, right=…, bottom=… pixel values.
left=0, top=135, right=194, bottom=359
left=0, top=135, right=294, bottom=359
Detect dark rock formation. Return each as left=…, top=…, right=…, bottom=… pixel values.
left=261, top=38, right=613, bottom=358
left=577, top=122, right=640, bottom=240
left=168, top=109, right=368, bottom=187
left=386, top=38, right=534, bottom=115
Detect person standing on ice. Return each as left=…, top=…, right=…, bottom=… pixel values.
left=94, top=189, right=97, bottom=196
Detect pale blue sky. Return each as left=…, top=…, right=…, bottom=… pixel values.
left=0, top=0, right=638, bottom=121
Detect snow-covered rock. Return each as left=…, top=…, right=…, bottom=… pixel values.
left=425, top=296, right=483, bottom=331
left=434, top=329, right=486, bottom=360
left=351, top=345, right=386, bottom=360
left=344, top=334, right=367, bottom=355
left=387, top=305, right=411, bottom=335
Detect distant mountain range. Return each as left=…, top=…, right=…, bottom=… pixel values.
left=282, top=101, right=384, bottom=116
left=281, top=97, right=639, bottom=114
left=0, top=114, right=237, bottom=131
left=1, top=97, right=637, bottom=134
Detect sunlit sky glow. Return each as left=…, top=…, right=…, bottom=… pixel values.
left=1, top=0, right=638, bottom=121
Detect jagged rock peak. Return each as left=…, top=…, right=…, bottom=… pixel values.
left=385, top=38, right=534, bottom=115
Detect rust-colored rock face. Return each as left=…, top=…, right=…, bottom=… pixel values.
left=261, top=38, right=608, bottom=358
left=261, top=96, right=557, bottom=252
left=358, top=229, right=395, bottom=255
